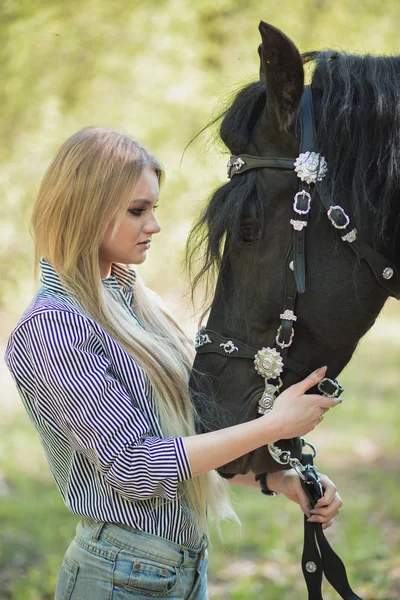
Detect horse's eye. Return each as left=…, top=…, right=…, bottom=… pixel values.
left=240, top=221, right=259, bottom=243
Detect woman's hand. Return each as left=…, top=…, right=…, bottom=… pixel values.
left=265, top=366, right=342, bottom=440
left=267, top=470, right=342, bottom=530
left=185, top=366, right=342, bottom=477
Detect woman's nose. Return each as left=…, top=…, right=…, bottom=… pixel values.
left=144, top=213, right=161, bottom=234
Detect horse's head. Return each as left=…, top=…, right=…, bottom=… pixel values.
left=188, top=22, right=400, bottom=476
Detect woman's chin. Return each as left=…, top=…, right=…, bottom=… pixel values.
left=132, top=251, right=147, bottom=264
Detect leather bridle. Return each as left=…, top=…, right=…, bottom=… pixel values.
left=195, top=86, right=400, bottom=392
left=193, top=85, right=399, bottom=600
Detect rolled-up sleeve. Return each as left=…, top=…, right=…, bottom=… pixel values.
left=6, top=309, right=192, bottom=501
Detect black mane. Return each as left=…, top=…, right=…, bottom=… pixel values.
left=308, top=50, right=400, bottom=248
left=187, top=51, right=400, bottom=292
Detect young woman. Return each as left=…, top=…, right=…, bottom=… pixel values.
left=5, top=127, right=342, bottom=599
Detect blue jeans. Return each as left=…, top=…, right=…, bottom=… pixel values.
left=55, top=518, right=208, bottom=600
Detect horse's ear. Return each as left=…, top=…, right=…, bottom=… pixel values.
left=258, top=21, right=304, bottom=131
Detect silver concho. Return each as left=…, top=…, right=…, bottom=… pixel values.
left=254, top=347, right=284, bottom=380
left=294, top=152, right=328, bottom=184
left=220, top=340, right=239, bottom=354
left=305, top=561, right=318, bottom=574
left=341, top=228, right=358, bottom=243
left=383, top=267, right=394, bottom=280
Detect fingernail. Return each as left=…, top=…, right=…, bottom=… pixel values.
left=335, top=398, right=343, bottom=404
left=314, top=366, right=327, bottom=377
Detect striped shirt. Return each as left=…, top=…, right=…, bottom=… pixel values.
left=5, top=259, right=200, bottom=548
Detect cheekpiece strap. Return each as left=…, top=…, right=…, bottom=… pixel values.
left=292, top=87, right=317, bottom=294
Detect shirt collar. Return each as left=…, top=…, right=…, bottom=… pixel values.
left=40, top=258, right=136, bottom=294
left=103, top=263, right=137, bottom=292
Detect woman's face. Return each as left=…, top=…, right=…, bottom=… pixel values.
left=99, top=166, right=161, bottom=277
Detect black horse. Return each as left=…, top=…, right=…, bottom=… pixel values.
left=187, top=22, right=400, bottom=477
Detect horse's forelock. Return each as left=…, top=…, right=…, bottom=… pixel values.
left=220, top=81, right=266, bottom=154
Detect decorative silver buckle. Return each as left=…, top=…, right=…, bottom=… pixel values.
left=275, top=325, right=295, bottom=349
left=293, top=190, right=312, bottom=215
left=327, top=205, right=350, bottom=230
left=318, top=377, right=343, bottom=398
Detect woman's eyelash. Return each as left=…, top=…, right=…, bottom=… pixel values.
left=128, top=205, right=159, bottom=216
left=128, top=208, right=145, bottom=216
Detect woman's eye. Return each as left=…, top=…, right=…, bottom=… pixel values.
left=128, top=208, right=145, bottom=216
left=128, top=204, right=158, bottom=216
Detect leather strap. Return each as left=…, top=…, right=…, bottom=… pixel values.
left=317, top=176, right=400, bottom=299
left=195, top=327, right=312, bottom=379
left=228, top=155, right=294, bottom=178
left=298, top=85, right=317, bottom=154
left=301, top=455, right=363, bottom=599
left=292, top=87, right=317, bottom=294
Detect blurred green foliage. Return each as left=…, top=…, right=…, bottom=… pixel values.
left=1, top=1, right=400, bottom=599
left=1, top=0, right=400, bottom=311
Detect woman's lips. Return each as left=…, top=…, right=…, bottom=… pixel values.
left=138, top=239, right=151, bottom=248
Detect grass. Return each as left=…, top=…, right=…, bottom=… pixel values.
left=0, top=300, right=399, bottom=599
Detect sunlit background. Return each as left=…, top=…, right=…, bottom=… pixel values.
left=1, top=1, right=399, bottom=598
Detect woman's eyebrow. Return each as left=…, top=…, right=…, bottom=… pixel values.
left=131, top=198, right=158, bottom=204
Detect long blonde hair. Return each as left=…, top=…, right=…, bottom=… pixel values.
left=31, top=126, right=235, bottom=536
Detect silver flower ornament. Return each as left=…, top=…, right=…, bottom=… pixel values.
left=294, top=152, right=328, bottom=184
left=254, top=347, right=284, bottom=380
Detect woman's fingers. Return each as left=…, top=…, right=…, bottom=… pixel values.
left=317, top=475, right=339, bottom=506
left=307, top=476, right=342, bottom=524
left=297, top=366, right=327, bottom=393
left=308, top=494, right=342, bottom=523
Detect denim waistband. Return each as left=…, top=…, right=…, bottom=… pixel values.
left=78, top=518, right=207, bottom=569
